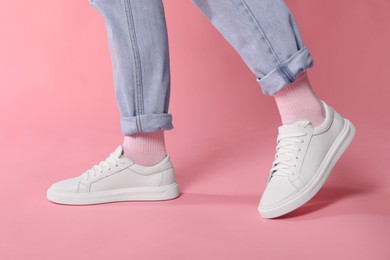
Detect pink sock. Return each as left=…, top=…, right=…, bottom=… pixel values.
left=274, top=71, right=324, bottom=126
left=123, top=131, right=167, bottom=166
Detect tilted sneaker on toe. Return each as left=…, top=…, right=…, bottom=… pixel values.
left=47, top=145, right=179, bottom=205
left=258, top=101, right=355, bottom=218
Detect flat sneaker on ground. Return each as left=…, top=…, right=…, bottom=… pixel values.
left=47, top=145, right=180, bottom=205
left=258, top=101, right=355, bottom=218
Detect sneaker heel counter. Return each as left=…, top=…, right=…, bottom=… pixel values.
left=161, top=167, right=176, bottom=186
left=332, top=109, right=347, bottom=132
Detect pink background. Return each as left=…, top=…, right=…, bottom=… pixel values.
left=1, top=0, right=389, bottom=259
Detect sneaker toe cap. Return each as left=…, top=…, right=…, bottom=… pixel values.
left=48, top=176, right=83, bottom=193
left=259, top=176, right=297, bottom=208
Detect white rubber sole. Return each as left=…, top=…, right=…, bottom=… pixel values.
left=259, top=119, right=356, bottom=219
left=47, top=183, right=180, bottom=205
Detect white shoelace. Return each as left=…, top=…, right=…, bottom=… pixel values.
left=270, top=131, right=307, bottom=178
left=83, top=152, right=126, bottom=180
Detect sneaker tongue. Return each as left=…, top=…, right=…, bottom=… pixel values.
left=112, top=145, right=124, bottom=158
left=278, top=120, right=311, bottom=135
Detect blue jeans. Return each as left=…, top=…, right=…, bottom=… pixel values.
left=88, top=0, right=314, bottom=136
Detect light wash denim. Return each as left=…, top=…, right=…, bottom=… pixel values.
left=88, top=0, right=314, bottom=136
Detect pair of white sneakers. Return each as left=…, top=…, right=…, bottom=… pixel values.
left=47, top=101, right=355, bottom=218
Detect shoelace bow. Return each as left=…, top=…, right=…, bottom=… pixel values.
left=270, top=131, right=307, bottom=178
left=83, top=152, right=126, bottom=180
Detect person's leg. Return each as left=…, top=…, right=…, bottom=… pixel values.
left=191, top=0, right=323, bottom=126
left=89, top=0, right=173, bottom=166
left=191, top=0, right=355, bottom=218
left=46, top=0, right=180, bottom=204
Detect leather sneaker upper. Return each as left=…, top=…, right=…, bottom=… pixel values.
left=49, top=145, right=176, bottom=194
left=260, top=101, right=345, bottom=208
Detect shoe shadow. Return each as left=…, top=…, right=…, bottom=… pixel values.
left=276, top=185, right=370, bottom=220
left=173, top=192, right=259, bottom=207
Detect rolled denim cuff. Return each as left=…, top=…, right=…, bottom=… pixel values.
left=120, top=113, right=174, bottom=135
left=258, top=47, right=314, bottom=96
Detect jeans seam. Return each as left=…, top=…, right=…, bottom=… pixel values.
left=124, top=0, right=144, bottom=132
left=239, top=0, right=280, bottom=62
left=239, top=0, right=294, bottom=82
left=276, top=63, right=295, bottom=83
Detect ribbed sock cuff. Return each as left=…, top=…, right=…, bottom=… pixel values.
left=123, top=131, right=167, bottom=166
left=274, top=72, right=324, bottom=126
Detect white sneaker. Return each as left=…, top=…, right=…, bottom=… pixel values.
left=258, top=101, right=355, bottom=218
left=47, top=145, right=180, bottom=205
